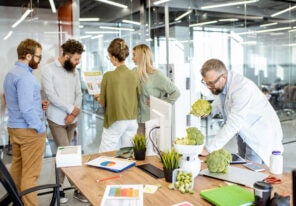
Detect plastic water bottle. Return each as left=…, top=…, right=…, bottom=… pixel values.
left=269, top=151, right=283, bottom=175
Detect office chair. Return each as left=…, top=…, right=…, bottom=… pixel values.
left=0, top=158, right=60, bottom=206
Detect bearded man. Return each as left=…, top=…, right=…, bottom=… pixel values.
left=200, top=58, right=283, bottom=167
left=41, top=39, right=87, bottom=203
left=3, top=38, right=49, bottom=206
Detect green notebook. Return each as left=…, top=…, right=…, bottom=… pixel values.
left=200, top=184, right=254, bottom=206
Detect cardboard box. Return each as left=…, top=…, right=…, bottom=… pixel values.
left=56, top=145, right=82, bottom=168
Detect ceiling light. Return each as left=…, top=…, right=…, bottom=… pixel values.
left=260, top=22, right=278, bottom=27
left=91, top=35, right=104, bottom=39
left=189, top=20, right=218, bottom=27
left=96, top=0, right=128, bottom=9
left=201, top=0, right=258, bottom=9
left=218, top=18, right=239, bottom=22
left=12, top=9, right=33, bottom=28
left=240, top=41, right=257, bottom=45
left=100, top=26, right=135, bottom=31
left=122, top=19, right=141, bottom=26
left=79, top=18, right=100, bottom=22
left=154, top=0, right=171, bottom=6
left=237, top=27, right=291, bottom=35
left=289, top=29, right=296, bottom=32
left=175, top=10, right=192, bottom=21
left=80, top=35, right=92, bottom=39
left=271, top=5, right=296, bottom=17
left=49, top=0, right=56, bottom=13
left=85, top=31, right=119, bottom=34
left=3, top=31, right=13, bottom=40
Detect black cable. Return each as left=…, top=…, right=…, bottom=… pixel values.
left=283, top=140, right=296, bottom=145
left=148, top=126, right=162, bottom=161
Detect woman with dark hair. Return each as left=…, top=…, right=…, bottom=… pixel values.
left=95, top=38, right=139, bottom=152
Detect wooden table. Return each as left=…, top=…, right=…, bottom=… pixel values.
left=61, top=152, right=292, bottom=206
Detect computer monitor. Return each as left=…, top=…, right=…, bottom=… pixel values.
left=146, top=96, right=172, bottom=153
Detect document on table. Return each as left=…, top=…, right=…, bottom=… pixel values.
left=100, top=184, right=143, bottom=206
left=83, top=71, right=103, bottom=95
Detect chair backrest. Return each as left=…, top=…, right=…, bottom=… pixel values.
left=0, top=158, right=23, bottom=206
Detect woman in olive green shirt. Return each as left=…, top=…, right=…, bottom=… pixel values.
left=132, top=44, right=180, bottom=135
left=95, top=38, right=139, bottom=152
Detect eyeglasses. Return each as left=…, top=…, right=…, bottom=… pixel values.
left=201, top=73, right=224, bottom=87
left=33, top=54, right=42, bottom=60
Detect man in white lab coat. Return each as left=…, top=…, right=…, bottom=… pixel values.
left=200, top=58, right=283, bottom=166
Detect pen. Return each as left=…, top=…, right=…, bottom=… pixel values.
left=96, top=174, right=122, bottom=183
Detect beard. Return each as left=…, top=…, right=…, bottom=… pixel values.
left=64, top=59, right=76, bottom=72
left=210, top=87, right=223, bottom=95
left=29, top=58, right=39, bottom=70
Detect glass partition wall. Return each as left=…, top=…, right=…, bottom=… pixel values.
left=79, top=0, right=296, bottom=146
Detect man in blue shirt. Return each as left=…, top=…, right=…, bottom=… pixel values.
left=3, top=38, right=49, bottom=206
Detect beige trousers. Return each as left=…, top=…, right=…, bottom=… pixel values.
left=8, top=128, right=46, bottom=206
left=47, top=119, right=77, bottom=184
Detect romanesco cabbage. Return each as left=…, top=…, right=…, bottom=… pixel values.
left=190, top=99, right=212, bottom=117
left=205, top=149, right=232, bottom=173
left=174, top=127, right=204, bottom=145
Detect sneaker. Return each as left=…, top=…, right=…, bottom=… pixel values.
left=73, top=190, right=89, bottom=203
left=59, top=191, right=69, bottom=204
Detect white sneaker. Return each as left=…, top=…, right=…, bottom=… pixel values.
left=60, top=191, right=69, bottom=204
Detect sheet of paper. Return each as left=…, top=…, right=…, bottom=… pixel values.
left=83, top=71, right=103, bottom=95
left=171, top=201, right=194, bottom=206
left=143, top=185, right=158, bottom=194
left=101, top=184, right=143, bottom=206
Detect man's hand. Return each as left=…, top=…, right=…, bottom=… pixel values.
left=71, top=107, right=80, bottom=117
left=42, top=100, right=50, bottom=111
left=200, top=147, right=209, bottom=156
left=65, top=114, right=75, bottom=125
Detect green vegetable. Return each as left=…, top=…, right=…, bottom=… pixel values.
left=132, top=134, right=146, bottom=150
left=190, top=99, right=212, bottom=117
left=173, top=170, right=194, bottom=194
left=174, top=127, right=204, bottom=145
left=168, top=183, right=174, bottom=190
left=205, top=149, right=232, bottom=173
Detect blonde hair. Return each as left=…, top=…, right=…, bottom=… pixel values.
left=133, top=44, right=157, bottom=82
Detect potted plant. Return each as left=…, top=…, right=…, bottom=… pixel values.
left=132, top=134, right=147, bottom=160
left=161, top=148, right=181, bottom=182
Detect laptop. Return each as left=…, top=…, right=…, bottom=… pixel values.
left=200, top=166, right=268, bottom=188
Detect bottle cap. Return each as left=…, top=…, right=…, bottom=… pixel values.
left=272, top=151, right=281, bottom=155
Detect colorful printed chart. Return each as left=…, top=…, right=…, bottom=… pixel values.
left=108, top=186, right=139, bottom=198
left=100, top=161, right=116, bottom=167
left=101, top=184, right=143, bottom=206
left=86, top=156, right=135, bottom=172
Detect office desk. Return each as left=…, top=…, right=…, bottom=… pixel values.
left=61, top=152, right=292, bottom=206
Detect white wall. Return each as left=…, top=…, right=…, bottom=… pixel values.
left=0, top=6, right=60, bottom=95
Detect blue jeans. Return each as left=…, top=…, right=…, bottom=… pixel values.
left=237, top=135, right=264, bottom=164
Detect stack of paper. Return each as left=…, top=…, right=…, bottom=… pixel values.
left=56, top=145, right=82, bottom=168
